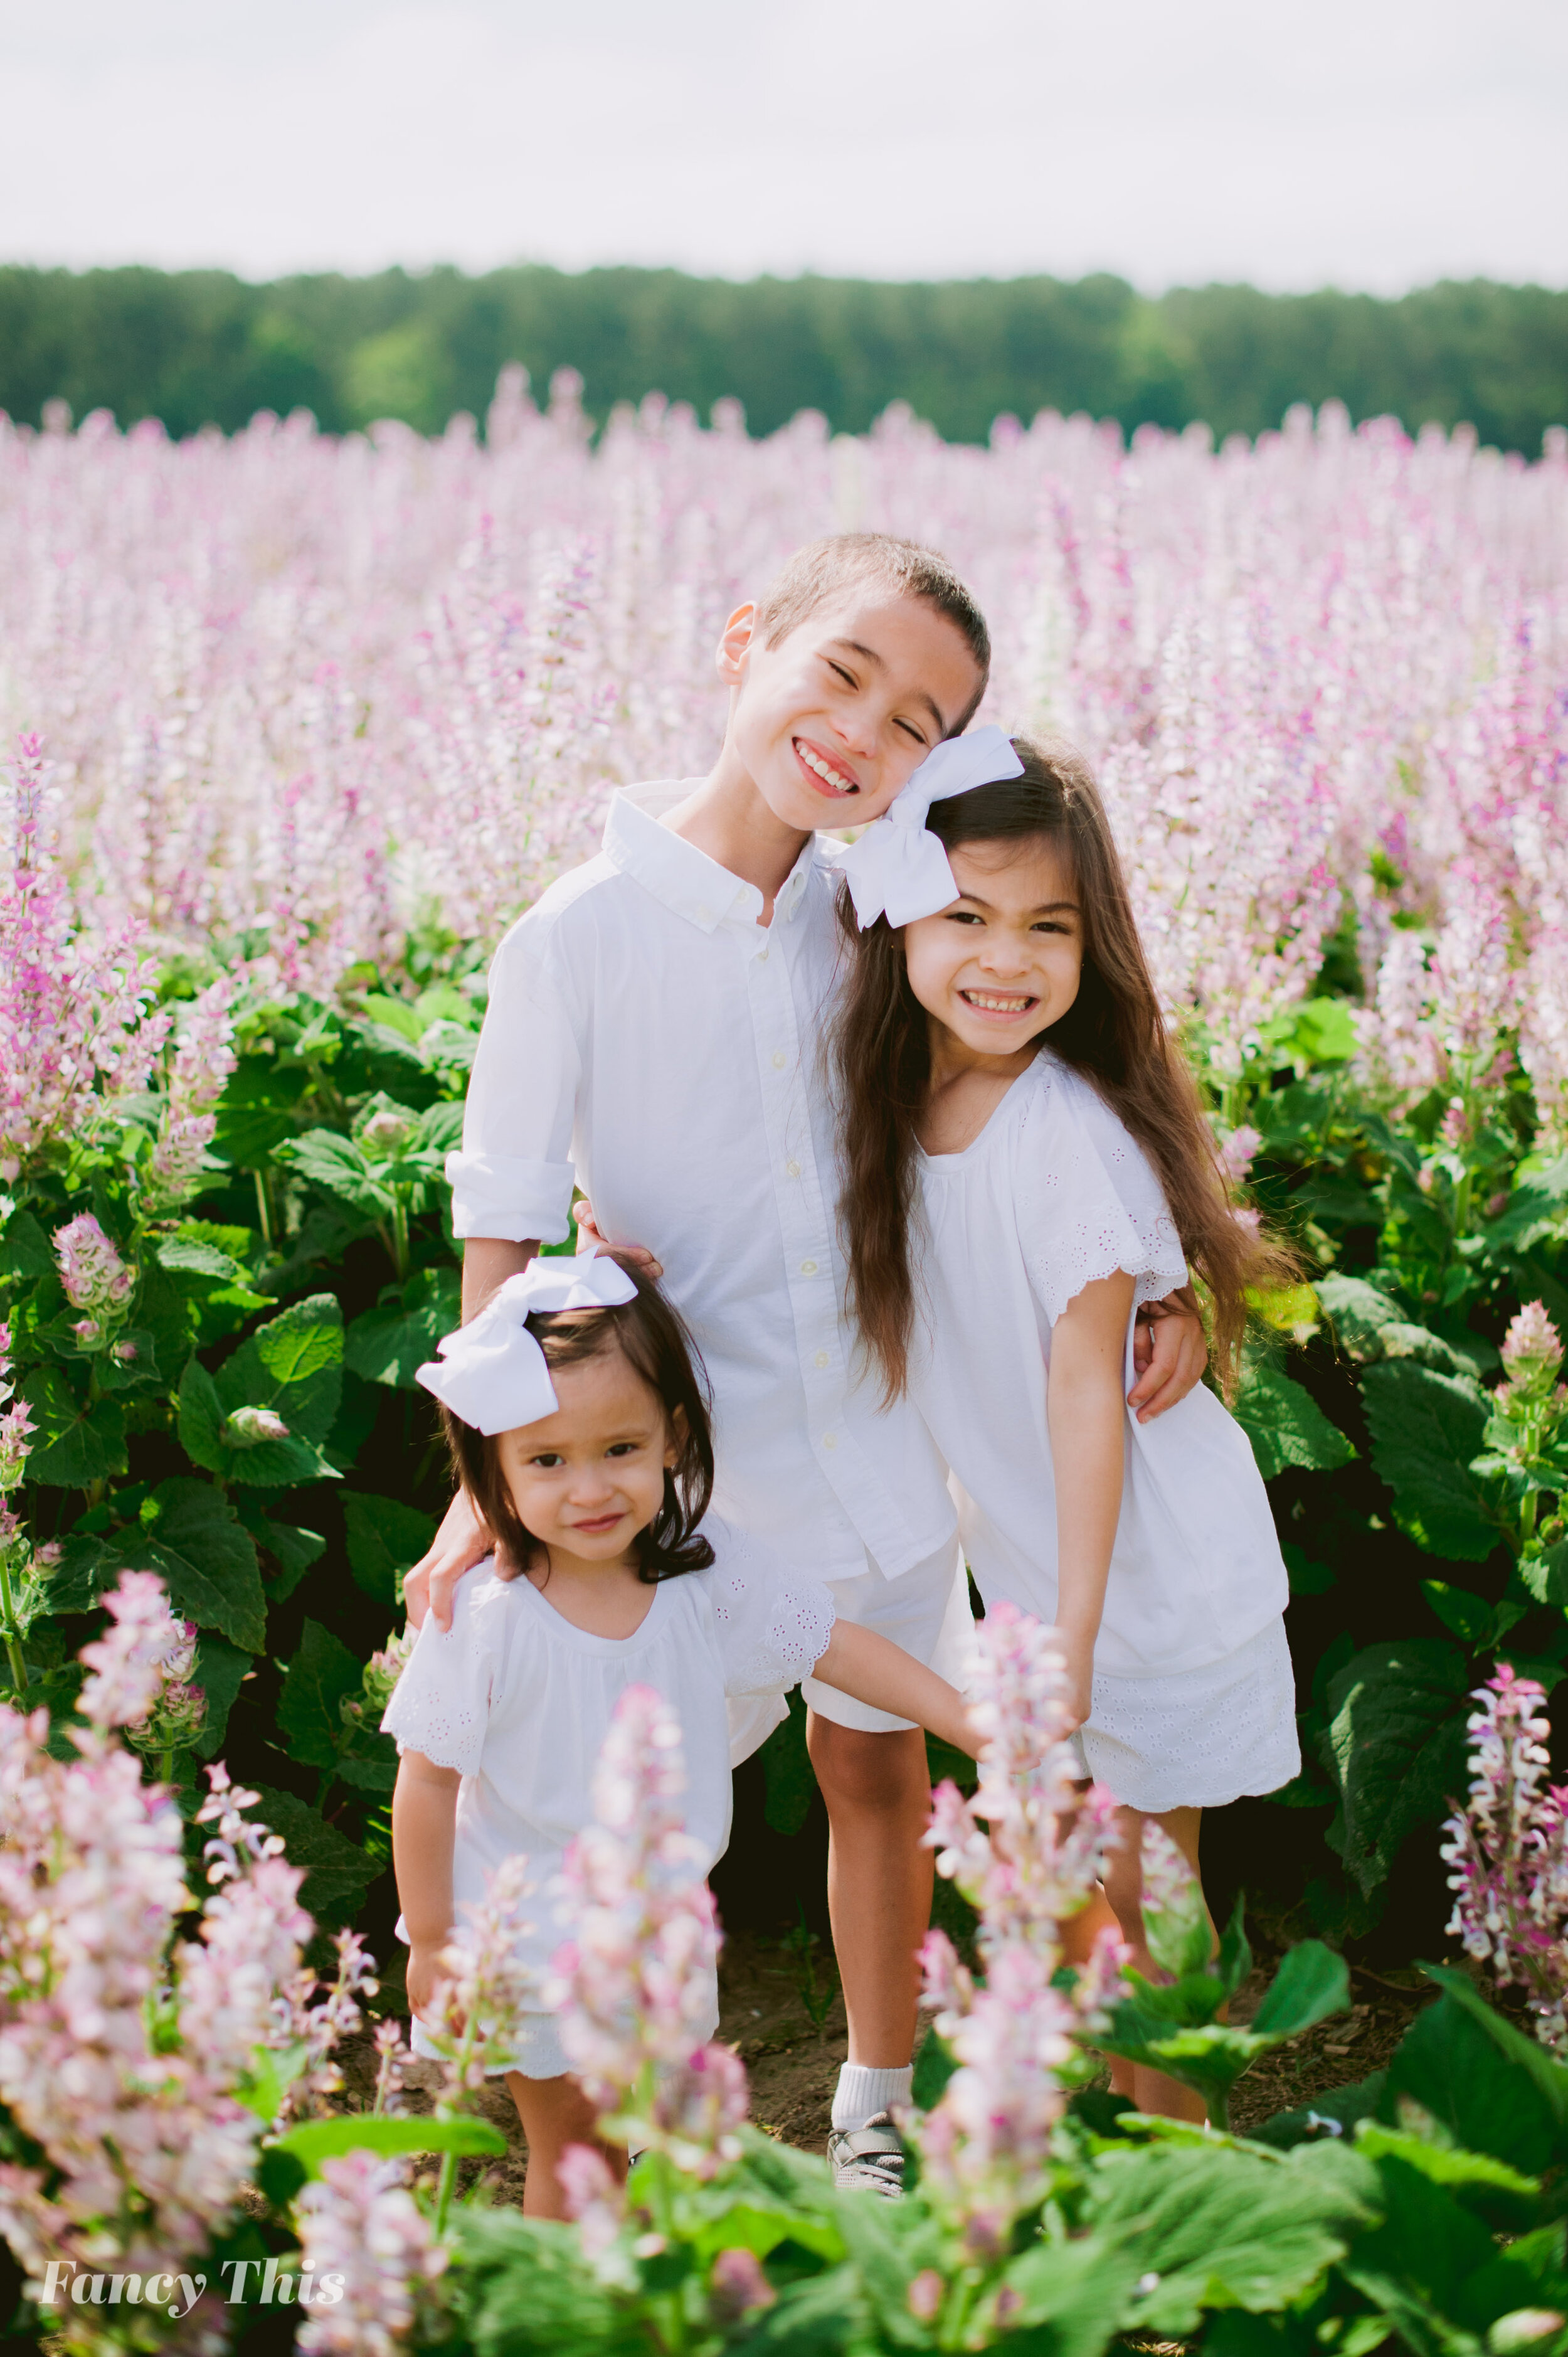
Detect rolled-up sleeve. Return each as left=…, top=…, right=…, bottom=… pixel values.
left=447, top=919, right=581, bottom=1244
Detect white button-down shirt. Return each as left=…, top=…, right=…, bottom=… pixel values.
left=447, top=782, right=956, bottom=1583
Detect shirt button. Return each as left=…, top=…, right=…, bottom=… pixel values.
left=823, top=1431, right=837, bottom=1449
left=696, top=902, right=712, bottom=921
left=771, top=1051, right=786, bottom=1070
left=758, top=947, right=770, bottom=962
left=786, top=1159, right=801, bottom=1178
left=800, top=1260, right=818, bottom=1276
left=815, top=1350, right=830, bottom=1368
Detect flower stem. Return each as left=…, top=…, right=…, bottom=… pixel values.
left=0, top=1550, right=29, bottom=1691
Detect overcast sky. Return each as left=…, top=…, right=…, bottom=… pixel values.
left=3, top=0, right=1564, bottom=293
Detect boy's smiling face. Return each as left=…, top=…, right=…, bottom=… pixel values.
left=718, top=595, right=985, bottom=833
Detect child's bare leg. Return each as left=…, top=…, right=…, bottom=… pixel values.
left=1101, top=1802, right=1209, bottom=2123
left=506, top=2071, right=627, bottom=2219
left=807, top=1716, right=932, bottom=2075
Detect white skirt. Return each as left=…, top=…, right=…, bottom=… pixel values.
left=1077, top=1616, right=1300, bottom=1815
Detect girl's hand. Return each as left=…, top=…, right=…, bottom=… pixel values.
left=405, top=1489, right=494, bottom=1632
left=405, top=1939, right=452, bottom=2027
left=1128, top=1290, right=1207, bottom=1421
left=574, top=1198, right=664, bottom=1280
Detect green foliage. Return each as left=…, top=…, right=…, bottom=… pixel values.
left=274, top=2114, right=508, bottom=2179
left=1236, top=1361, right=1356, bottom=1482
left=4, top=261, right=1566, bottom=454
left=1320, top=1639, right=1475, bottom=1895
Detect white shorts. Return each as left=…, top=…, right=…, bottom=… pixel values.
left=409, top=1974, right=721, bottom=2083
left=802, top=1539, right=973, bottom=1735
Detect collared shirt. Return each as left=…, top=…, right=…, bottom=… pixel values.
left=447, top=781, right=956, bottom=1583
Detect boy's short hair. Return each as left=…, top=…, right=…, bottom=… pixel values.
left=755, top=533, right=990, bottom=734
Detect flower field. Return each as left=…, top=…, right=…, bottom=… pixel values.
left=3, top=373, right=1568, bottom=2349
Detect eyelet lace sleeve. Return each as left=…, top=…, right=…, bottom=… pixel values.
left=1016, top=1061, right=1189, bottom=1322
left=379, top=1568, right=504, bottom=1777
left=703, top=1527, right=837, bottom=1697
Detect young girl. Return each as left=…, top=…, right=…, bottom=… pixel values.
left=384, top=1250, right=980, bottom=2215
left=832, top=730, right=1302, bottom=2122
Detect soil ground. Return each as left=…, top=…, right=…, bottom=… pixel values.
left=332, top=1928, right=1436, bottom=2206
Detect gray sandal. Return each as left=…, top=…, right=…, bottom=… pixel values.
left=827, top=2111, right=907, bottom=2199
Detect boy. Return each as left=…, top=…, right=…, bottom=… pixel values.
left=405, top=533, right=1205, bottom=2191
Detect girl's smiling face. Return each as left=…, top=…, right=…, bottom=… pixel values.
left=902, top=834, right=1084, bottom=1061
left=494, top=1341, right=677, bottom=1572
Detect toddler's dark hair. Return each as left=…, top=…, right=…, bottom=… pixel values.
left=440, top=1252, right=716, bottom=1585
left=755, top=533, right=991, bottom=731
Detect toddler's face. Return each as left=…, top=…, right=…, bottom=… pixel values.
left=720, top=594, right=982, bottom=836
left=495, top=1343, right=677, bottom=1568
left=902, top=836, right=1083, bottom=1060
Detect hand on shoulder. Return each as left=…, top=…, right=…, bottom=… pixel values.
left=405, top=1490, right=494, bottom=1631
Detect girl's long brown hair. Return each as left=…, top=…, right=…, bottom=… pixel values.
left=832, top=735, right=1295, bottom=1402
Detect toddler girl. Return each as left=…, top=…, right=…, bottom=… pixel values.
left=831, top=729, right=1302, bottom=2121
left=384, top=1251, right=979, bottom=2215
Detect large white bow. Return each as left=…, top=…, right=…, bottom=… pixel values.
left=832, top=725, right=1026, bottom=929
left=415, top=1253, right=639, bottom=1435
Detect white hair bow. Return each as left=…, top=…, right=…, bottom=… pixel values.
left=831, top=725, right=1026, bottom=929
left=415, top=1253, right=638, bottom=1435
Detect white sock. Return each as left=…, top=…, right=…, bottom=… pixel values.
left=832, top=2062, right=913, bottom=2132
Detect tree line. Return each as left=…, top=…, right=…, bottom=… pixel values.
left=1, top=260, right=1564, bottom=453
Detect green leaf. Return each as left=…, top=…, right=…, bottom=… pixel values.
left=358, top=992, right=426, bottom=1043
left=1339, top=2152, right=1499, bottom=2353
left=0, top=1208, right=58, bottom=1280
left=144, top=1477, right=267, bottom=1652
left=216, top=1293, right=343, bottom=1442
left=1384, top=1999, right=1562, bottom=2188
left=275, top=2113, right=507, bottom=2179
left=235, top=1504, right=326, bottom=1601
left=20, top=1366, right=127, bottom=1488
left=1322, top=1640, right=1473, bottom=1894
left=236, top=2039, right=309, bottom=2126
left=1354, top=2122, right=1540, bottom=2203
left=445, top=2210, right=632, bottom=2357
left=1311, top=1282, right=1396, bottom=1358
left=278, top=1129, right=395, bottom=1216
left=344, top=1265, right=462, bottom=1389
left=1249, top=1941, right=1352, bottom=2040
left=1234, top=1361, right=1355, bottom=1481
left=1282, top=1541, right=1337, bottom=1595
left=1084, top=2141, right=1377, bottom=2336
left=157, top=1237, right=246, bottom=1282
left=177, top=1355, right=229, bottom=1471
left=911, top=2024, right=957, bottom=2110
left=211, top=1058, right=310, bottom=1166
left=1522, top=1542, right=1568, bottom=1607
left=342, top=1492, right=435, bottom=1607
left=995, top=2234, right=1142, bottom=2357
left=1361, top=1360, right=1505, bottom=1562
left=243, top=1785, right=373, bottom=1927
left=760, top=1689, right=817, bottom=1837
left=1253, top=2072, right=1387, bottom=2149
left=1422, top=1580, right=1497, bottom=1642
left=191, top=1633, right=252, bottom=1757
left=277, top=1617, right=362, bottom=1770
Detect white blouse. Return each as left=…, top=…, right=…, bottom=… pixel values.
left=912, top=1053, right=1288, bottom=1680
left=381, top=1523, right=836, bottom=1991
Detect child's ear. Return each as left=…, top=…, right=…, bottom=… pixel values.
left=715, top=602, right=756, bottom=689
left=664, top=1405, right=687, bottom=1471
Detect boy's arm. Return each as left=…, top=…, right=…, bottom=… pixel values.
left=1128, top=1285, right=1206, bottom=1420
left=808, top=1621, right=979, bottom=1758
left=392, top=1752, right=462, bottom=2023
left=403, top=1239, right=538, bottom=1631
left=1049, top=1270, right=1136, bottom=1728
